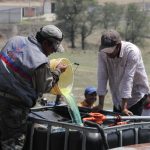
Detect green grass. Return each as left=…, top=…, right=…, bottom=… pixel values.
left=46, top=43, right=150, bottom=110
left=47, top=49, right=113, bottom=109
left=49, top=50, right=98, bottom=93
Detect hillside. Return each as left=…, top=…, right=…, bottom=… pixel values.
left=0, top=0, right=149, bottom=8
left=97, top=0, right=150, bottom=5
left=0, top=0, right=150, bottom=5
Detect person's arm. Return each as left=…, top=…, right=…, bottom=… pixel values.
left=32, top=63, right=66, bottom=97
left=119, top=51, right=138, bottom=115
left=92, top=95, right=105, bottom=112
left=92, top=52, right=108, bottom=112
left=121, top=98, right=133, bottom=116
left=98, top=95, right=105, bottom=109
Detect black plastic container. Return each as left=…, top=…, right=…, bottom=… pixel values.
left=23, top=106, right=150, bottom=150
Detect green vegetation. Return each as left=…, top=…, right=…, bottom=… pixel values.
left=48, top=50, right=99, bottom=106
left=50, top=50, right=98, bottom=95
left=47, top=40, right=150, bottom=110
left=55, top=1, right=150, bottom=50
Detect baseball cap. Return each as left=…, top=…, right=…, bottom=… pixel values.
left=40, top=25, right=64, bottom=52
left=84, top=86, right=97, bottom=95
left=99, top=30, right=121, bottom=53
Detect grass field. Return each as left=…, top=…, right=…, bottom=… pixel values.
left=45, top=40, right=150, bottom=110
left=48, top=50, right=99, bottom=103
left=44, top=25, right=150, bottom=110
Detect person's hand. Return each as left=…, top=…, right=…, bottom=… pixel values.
left=122, top=108, right=133, bottom=116
left=144, top=94, right=150, bottom=109
left=56, top=63, right=67, bottom=73
left=92, top=105, right=102, bottom=112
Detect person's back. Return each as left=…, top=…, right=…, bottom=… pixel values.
left=0, top=35, right=48, bottom=107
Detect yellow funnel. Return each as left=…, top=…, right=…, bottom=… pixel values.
left=50, top=58, right=74, bottom=95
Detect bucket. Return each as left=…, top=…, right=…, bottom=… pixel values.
left=50, top=58, right=74, bottom=95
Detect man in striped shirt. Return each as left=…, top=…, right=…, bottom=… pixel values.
left=96, top=29, right=150, bottom=116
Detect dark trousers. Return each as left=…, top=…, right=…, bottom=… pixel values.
left=113, top=95, right=147, bottom=116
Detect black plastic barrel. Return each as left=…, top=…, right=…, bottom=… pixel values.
left=23, top=106, right=150, bottom=150
left=24, top=125, right=150, bottom=150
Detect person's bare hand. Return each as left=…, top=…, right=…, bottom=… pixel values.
left=122, top=108, right=133, bottom=116
left=56, top=63, right=67, bottom=73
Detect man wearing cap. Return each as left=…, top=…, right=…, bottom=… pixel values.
left=96, top=29, right=150, bottom=116
left=0, top=25, right=67, bottom=149
left=78, top=86, right=97, bottom=108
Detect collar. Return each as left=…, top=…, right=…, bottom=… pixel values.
left=28, top=35, right=44, bottom=53
left=118, top=41, right=126, bottom=58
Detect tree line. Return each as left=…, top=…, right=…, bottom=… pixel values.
left=55, top=0, right=150, bottom=50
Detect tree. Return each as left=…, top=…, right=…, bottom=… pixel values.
left=77, top=0, right=99, bottom=50
left=55, top=0, right=82, bottom=48
left=55, top=0, right=99, bottom=50
left=100, top=3, right=124, bottom=29
left=124, top=3, right=149, bottom=44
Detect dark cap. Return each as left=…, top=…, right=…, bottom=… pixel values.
left=99, top=30, right=121, bottom=53
left=40, top=25, right=64, bottom=52
left=84, top=86, right=97, bottom=95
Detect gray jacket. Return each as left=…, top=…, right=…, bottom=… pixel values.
left=0, top=35, right=60, bottom=107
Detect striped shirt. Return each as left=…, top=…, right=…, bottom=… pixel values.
left=97, top=41, right=150, bottom=109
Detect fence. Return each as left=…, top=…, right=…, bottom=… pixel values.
left=23, top=107, right=150, bottom=150
left=0, top=7, right=22, bottom=24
